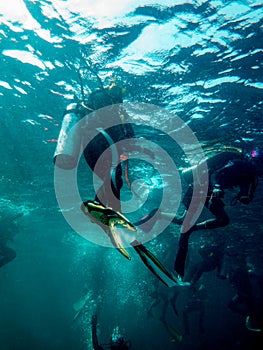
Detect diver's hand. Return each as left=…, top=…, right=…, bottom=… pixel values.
left=211, top=184, right=224, bottom=198
left=208, top=185, right=224, bottom=208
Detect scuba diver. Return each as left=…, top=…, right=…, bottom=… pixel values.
left=54, top=75, right=178, bottom=287
left=227, top=249, right=263, bottom=332
left=173, top=147, right=263, bottom=279
left=0, top=212, right=23, bottom=268
left=147, top=280, right=180, bottom=320
left=137, top=147, right=262, bottom=280
left=186, top=234, right=227, bottom=285
left=182, top=282, right=207, bottom=336
left=91, top=315, right=130, bottom=350
left=147, top=280, right=183, bottom=342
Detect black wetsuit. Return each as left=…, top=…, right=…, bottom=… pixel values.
left=183, top=285, right=207, bottom=335
left=187, top=243, right=226, bottom=285
left=80, top=88, right=135, bottom=212
left=174, top=157, right=258, bottom=278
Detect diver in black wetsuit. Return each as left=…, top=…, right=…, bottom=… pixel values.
left=173, top=148, right=263, bottom=279
left=147, top=282, right=180, bottom=321
left=0, top=212, right=23, bottom=268
left=91, top=315, right=130, bottom=350
left=55, top=84, right=134, bottom=211
left=182, top=283, right=207, bottom=336
left=186, top=237, right=227, bottom=286
left=230, top=271, right=263, bottom=333
left=54, top=83, right=177, bottom=287
left=81, top=86, right=135, bottom=212
left=147, top=281, right=183, bottom=342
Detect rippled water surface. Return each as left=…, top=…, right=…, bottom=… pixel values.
left=0, top=1, right=263, bottom=349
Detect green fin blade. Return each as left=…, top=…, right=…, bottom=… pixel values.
left=109, top=225, right=131, bottom=261
left=131, top=240, right=177, bottom=287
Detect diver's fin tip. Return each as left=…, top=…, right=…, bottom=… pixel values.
left=246, top=316, right=263, bottom=332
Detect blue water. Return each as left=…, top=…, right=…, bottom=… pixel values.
left=0, top=1, right=263, bottom=349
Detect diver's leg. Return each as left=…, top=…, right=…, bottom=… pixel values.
left=216, top=254, right=228, bottom=280
left=135, top=185, right=192, bottom=228
left=183, top=306, right=190, bottom=335
left=160, top=298, right=169, bottom=323
left=195, top=197, right=230, bottom=230
left=162, top=185, right=192, bottom=224
left=174, top=230, right=193, bottom=278
left=147, top=298, right=161, bottom=318
left=110, top=164, right=123, bottom=211
left=170, top=289, right=181, bottom=316
left=188, top=261, right=205, bottom=286
left=94, top=164, right=123, bottom=212
left=94, top=182, right=121, bottom=211
left=228, top=267, right=254, bottom=317
left=174, top=198, right=229, bottom=278
left=171, top=185, right=193, bottom=224
left=159, top=210, right=186, bottom=225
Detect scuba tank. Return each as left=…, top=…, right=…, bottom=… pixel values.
left=53, top=103, right=83, bottom=170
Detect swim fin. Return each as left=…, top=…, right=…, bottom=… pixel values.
left=81, top=201, right=134, bottom=260
left=131, top=240, right=177, bottom=287
left=108, top=222, right=131, bottom=260
left=163, top=321, right=183, bottom=343
left=245, top=315, right=263, bottom=332
left=81, top=200, right=136, bottom=232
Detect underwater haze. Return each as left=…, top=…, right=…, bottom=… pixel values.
left=0, top=1, right=263, bottom=350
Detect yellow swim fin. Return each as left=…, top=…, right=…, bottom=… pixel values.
left=81, top=201, right=133, bottom=260
left=109, top=213, right=136, bottom=232
left=131, top=240, right=177, bottom=287
left=109, top=221, right=131, bottom=261
left=81, top=200, right=136, bottom=231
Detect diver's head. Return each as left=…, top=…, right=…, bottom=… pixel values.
left=250, top=147, right=263, bottom=176
left=110, top=327, right=129, bottom=350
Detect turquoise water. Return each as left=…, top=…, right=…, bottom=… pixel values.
left=0, top=1, right=263, bottom=349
